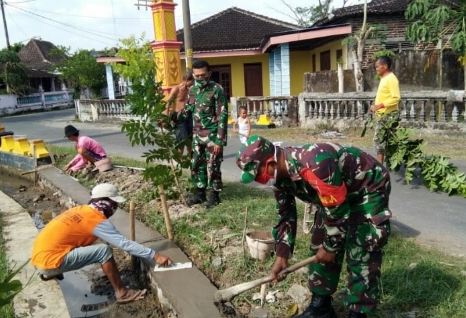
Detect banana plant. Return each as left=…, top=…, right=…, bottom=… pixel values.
left=0, top=259, right=29, bottom=308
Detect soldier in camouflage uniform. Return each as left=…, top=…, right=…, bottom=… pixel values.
left=236, top=135, right=392, bottom=318
left=174, top=60, right=228, bottom=209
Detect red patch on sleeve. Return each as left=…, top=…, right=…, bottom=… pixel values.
left=299, top=168, right=347, bottom=207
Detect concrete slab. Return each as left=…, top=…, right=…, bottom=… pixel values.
left=0, top=151, right=35, bottom=171
left=0, top=190, right=69, bottom=318
left=38, top=167, right=224, bottom=318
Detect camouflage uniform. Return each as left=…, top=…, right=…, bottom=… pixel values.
left=236, top=136, right=392, bottom=314
left=373, top=111, right=399, bottom=155
left=176, top=81, right=228, bottom=191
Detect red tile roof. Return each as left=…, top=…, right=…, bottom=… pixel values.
left=316, top=0, right=410, bottom=26
left=176, top=7, right=299, bottom=53
left=18, top=39, right=63, bottom=71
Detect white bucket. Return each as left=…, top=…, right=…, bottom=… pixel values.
left=246, top=231, right=275, bottom=260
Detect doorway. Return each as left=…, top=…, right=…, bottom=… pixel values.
left=244, top=63, right=263, bottom=97
left=210, top=65, right=232, bottom=100
left=244, top=63, right=263, bottom=112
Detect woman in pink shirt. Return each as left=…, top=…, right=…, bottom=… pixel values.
left=63, top=125, right=107, bottom=173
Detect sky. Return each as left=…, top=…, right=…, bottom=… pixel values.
left=1, top=0, right=358, bottom=52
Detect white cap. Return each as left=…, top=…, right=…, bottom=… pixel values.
left=91, top=183, right=126, bottom=203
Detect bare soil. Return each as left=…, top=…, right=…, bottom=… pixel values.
left=91, top=248, right=164, bottom=318
left=85, top=167, right=200, bottom=222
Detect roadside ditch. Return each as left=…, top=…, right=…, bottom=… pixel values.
left=0, top=166, right=167, bottom=318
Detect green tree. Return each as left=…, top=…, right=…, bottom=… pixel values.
left=112, top=34, right=188, bottom=205
left=405, top=0, right=466, bottom=89
left=10, top=42, right=24, bottom=54
left=0, top=48, right=31, bottom=95
left=51, top=47, right=107, bottom=98
left=277, top=0, right=350, bottom=27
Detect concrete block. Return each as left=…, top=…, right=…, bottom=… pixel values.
left=228, top=115, right=234, bottom=124
left=1, top=135, right=15, bottom=152
left=13, top=137, right=32, bottom=156
left=0, top=150, right=36, bottom=170
left=256, top=114, right=273, bottom=125
left=29, top=139, right=50, bottom=159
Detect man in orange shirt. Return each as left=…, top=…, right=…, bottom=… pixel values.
left=31, top=183, right=172, bottom=304
left=370, top=56, right=401, bottom=164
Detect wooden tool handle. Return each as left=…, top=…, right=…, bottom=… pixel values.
left=214, top=256, right=316, bottom=303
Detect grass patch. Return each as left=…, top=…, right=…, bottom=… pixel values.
left=47, top=140, right=466, bottom=317
left=254, top=126, right=466, bottom=160
left=49, top=145, right=147, bottom=169
left=49, top=144, right=149, bottom=189
left=0, top=217, right=15, bottom=318
left=374, top=235, right=466, bottom=317
left=141, top=181, right=466, bottom=317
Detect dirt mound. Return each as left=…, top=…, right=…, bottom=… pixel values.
left=95, top=168, right=152, bottom=196
left=86, top=167, right=201, bottom=221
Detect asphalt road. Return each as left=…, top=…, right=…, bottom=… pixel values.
left=2, top=109, right=465, bottom=256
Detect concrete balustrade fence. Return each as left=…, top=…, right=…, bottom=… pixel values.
left=299, top=91, right=466, bottom=130
left=75, top=99, right=137, bottom=122
left=0, top=90, right=74, bottom=115
left=230, top=96, right=299, bottom=127
left=74, top=91, right=466, bottom=131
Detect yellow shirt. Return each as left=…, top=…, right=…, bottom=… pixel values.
left=375, top=72, right=400, bottom=117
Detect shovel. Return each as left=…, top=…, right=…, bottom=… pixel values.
left=252, top=283, right=269, bottom=318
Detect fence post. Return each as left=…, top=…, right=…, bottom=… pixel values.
left=75, top=100, right=81, bottom=120
left=91, top=102, right=99, bottom=122
left=230, top=97, right=238, bottom=122
left=39, top=85, right=45, bottom=108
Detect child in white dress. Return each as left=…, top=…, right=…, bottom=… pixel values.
left=233, top=106, right=251, bottom=145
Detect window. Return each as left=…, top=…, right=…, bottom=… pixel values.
left=336, top=49, right=343, bottom=64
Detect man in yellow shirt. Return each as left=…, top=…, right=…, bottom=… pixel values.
left=370, top=56, right=400, bottom=164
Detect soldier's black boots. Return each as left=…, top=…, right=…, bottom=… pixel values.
left=205, top=190, right=220, bottom=209
left=347, top=311, right=367, bottom=318
left=187, top=188, right=206, bottom=206
left=293, top=295, right=337, bottom=318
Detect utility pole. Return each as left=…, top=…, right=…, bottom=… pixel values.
left=0, top=0, right=10, bottom=50
left=181, top=0, right=193, bottom=72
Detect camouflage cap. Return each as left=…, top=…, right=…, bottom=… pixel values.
left=236, top=135, right=275, bottom=183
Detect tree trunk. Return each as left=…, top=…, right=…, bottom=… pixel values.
left=4, top=67, right=9, bottom=94
left=337, top=63, right=344, bottom=93
left=351, top=45, right=364, bottom=92
left=350, top=0, right=367, bottom=93
left=463, top=63, right=466, bottom=91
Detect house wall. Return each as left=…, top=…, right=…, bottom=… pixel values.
left=347, top=13, right=412, bottom=68
left=303, top=50, right=464, bottom=93
left=290, top=51, right=312, bottom=95
left=182, top=55, right=271, bottom=96
left=309, top=39, right=348, bottom=71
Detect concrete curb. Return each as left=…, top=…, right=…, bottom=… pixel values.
left=0, top=190, right=70, bottom=318
left=37, top=167, right=226, bottom=318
